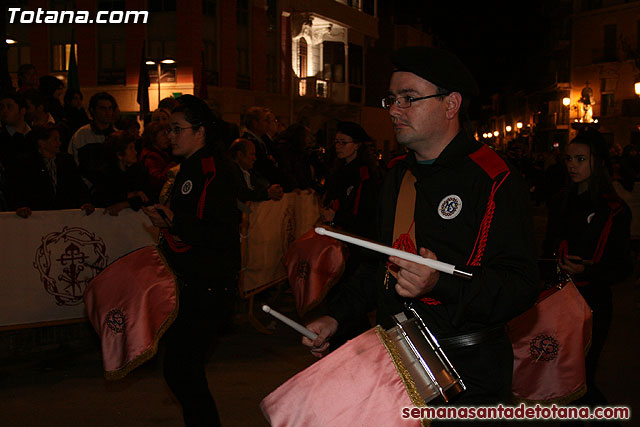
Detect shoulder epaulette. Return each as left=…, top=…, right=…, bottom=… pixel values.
left=469, top=145, right=509, bottom=180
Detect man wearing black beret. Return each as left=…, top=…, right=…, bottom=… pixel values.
left=304, top=47, right=539, bottom=416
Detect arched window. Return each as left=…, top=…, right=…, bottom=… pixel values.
left=298, top=38, right=308, bottom=78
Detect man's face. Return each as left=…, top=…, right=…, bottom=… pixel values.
left=92, top=99, right=115, bottom=127
left=0, top=98, right=24, bottom=126
left=266, top=112, right=278, bottom=137
left=251, top=112, right=271, bottom=136
left=237, top=142, right=257, bottom=170
left=39, top=130, right=61, bottom=158
left=25, top=99, right=37, bottom=123
left=388, top=71, right=448, bottom=152
left=22, top=68, right=38, bottom=88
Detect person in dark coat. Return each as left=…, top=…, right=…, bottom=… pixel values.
left=227, top=137, right=283, bottom=203
left=89, top=130, right=150, bottom=215
left=274, top=123, right=315, bottom=192
left=142, top=95, right=239, bottom=427
left=9, top=124, right=94, bottom=218
left=321, top=121, right=382, bottom=239
left=303, top=47, right=539, bottom=413
left=544, top=127, right=632, bottom=408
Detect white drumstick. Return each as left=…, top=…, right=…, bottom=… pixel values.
left=315, top=227, right=472, bottom=280
left=262, top=305, right=318, bottom=340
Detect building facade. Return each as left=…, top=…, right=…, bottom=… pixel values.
left=6, top=0, right=402, bottom=148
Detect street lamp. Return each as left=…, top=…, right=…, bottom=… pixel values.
left=146, top=57, right=176, bottom=108
left=562, top=97, right=570, bottom=106
left=6, top=38, right=17, bottom=44
left=635, top=81, right=640, bottom=96
left=516, top=122, right=523, bottom=130
left=506, top=125, right=512, bottom=132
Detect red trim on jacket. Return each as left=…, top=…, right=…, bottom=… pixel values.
left=197, top=157, right=217, bottom=219
left=352, top=166, right=370, bottom=216
left=387, top=154, right=407, bottom=170
left=574, top=198, right=624, bottom=287
left=466, top=146, right=510, bottom=266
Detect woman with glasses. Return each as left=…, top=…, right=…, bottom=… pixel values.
left=319, top=121, right=383, bottom=346
left=142, top=95, right=239, bottom=427
left=321, top=121, right=382, bottom=239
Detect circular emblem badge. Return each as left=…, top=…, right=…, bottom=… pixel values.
left=181, top=180, right=193, bottom=195
left=529, top=334, right=559, bottom=362
left=106, top=308, right=126, bottom=334
left=438, top=195, right=462, bottom=219
left=33, top=226, right=108, bottom=306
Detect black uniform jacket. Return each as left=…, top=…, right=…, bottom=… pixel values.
left=161, top=146, right=240, bottom=286
left=328, top=132, right=540, bottom=338
left=544, top=189, right=632, bottom=290
left=323, top=156, right=380, bottom=239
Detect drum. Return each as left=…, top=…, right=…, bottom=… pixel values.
left=261, top=310, right=464, bottom=427
left=84, top=246, right=178, bottom=380
left=508, top=281, right=592, bottom=403
left=387, top=309, right=465, bottom=404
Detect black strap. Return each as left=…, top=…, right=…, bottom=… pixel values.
left=438, top=325, right=506, bottom=349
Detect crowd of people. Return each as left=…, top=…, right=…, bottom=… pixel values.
left=1, top=50, right=637, bottom=426
left=0, top=64, right=385, bottom=221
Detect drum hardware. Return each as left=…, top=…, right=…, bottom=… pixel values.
left=262, top=300, right=467, bottom=405
left=386, top=303, right=466, bottom=403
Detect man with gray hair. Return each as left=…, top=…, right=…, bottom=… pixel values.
left=241, top=106, right=279, bottom=184
left=228, top=137, right=283, bottom=204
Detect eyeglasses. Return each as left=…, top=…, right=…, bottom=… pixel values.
left=165, top=125, right=199, bottom=135
left=381, top=93, right=449, bottom=109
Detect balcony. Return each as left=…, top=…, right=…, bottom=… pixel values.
left=298, top=76, right=330, bottom=98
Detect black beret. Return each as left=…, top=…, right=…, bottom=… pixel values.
left=391, top=47, right=479, bottom=97
left=336, top=121, right=372, bottom=143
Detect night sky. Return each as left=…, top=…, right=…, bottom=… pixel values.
left=390, top=1, right=550, bottom=100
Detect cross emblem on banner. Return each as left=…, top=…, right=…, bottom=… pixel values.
left=56, top=243, right=88, bottom=298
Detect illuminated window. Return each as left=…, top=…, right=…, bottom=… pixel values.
left=51, top=43, right=77, bottom=72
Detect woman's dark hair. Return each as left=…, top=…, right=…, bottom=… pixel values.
left=335, top=121, right=372, bottom=144
left=141, top=121, right=169, bottom=149
left=331, top=122, right=382, bottom=183
left=38, top=75, right=64, bottom=98
left=104, top=130, right=135, bottom=157
left=172, top=94, right=222, bottom=155
left=63, top=88, right=83, bottom=107
left=567, top=127, right=616, bottom=201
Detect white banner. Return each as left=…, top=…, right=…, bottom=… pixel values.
left=0, top=209, right=157, bottom=328
left=240, top=191, right=320, bottom=296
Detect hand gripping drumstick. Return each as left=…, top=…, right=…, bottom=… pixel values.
left=315, top=227, right=473, bottom=280
left=262, top=305, right=318, bottom=340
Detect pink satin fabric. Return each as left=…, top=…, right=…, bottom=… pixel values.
left=261, top=328, right=421, bottom=427
left=283, top=229, right=345, bottom=316
left=508, top=282, right=592, bottom=402
left=84, top=246, right=178, bottom=378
